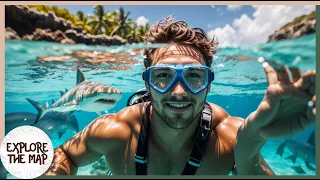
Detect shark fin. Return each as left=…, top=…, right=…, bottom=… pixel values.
left=285, top=154, right=297, bottom=164
left=60, top=91, right=65, bottom=97
left=26, top=98, right=47, bottom=124
left=305, top=162, right=315, bottom=171
left=96, top=111, right=102, bottom=116
left=76, top=68, right=87, bottom=85
left=307, top=130, right=315, bottom=146
left=52, top=99, right=55, bottom=104
left=291, top=165, right=306, bottom=174
left=65, top=88, right=68, bottom=92
left=276, top=141, right=286, bottom=157
left=58, top=132, right=63, bottom=139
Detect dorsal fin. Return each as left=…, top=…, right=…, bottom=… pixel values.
left=307, top=130, right=315, bottom=146
left=51, top=99, right=55, bottom=104
left=76, top=68, right=87, bottom=85
left=60, top=91, right=65, bottom=97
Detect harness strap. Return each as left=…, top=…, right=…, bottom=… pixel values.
left=135, top=103, right=151, bottom=175
left=181, top=103, right=212, bottom=175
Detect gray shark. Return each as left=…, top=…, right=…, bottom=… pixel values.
left=26, top=68, right=122, bottom=124
left=276, top=131, right=315, bottom=174
left=5, top=111, right=79, bottom=139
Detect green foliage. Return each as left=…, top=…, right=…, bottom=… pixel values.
left=281, top=11, right=315, bottom=29
left=26, top=5, right=150, bottom=42
left=28, top=5, right=78, bottom=24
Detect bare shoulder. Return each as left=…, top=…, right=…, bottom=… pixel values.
left=81, top=102, right=149, bottom=151
left=207, top=102, right=244, bottom=127
left=207, top=102, right=245, bottom=151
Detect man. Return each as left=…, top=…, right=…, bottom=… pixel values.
left=45, top=17, right=316, bottom=175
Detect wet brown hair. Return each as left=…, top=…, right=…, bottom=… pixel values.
left=143, top=15, right=219, bottom=68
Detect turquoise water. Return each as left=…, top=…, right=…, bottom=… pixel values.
left=4, top=34, right=316, bottom=176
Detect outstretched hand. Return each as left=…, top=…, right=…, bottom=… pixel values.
left=246, top=60, right=316, bottom=140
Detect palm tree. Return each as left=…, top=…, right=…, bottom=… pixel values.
left=103, top=11, right=119, bottom=36
left=110, top=7, right=135, bottom=37
left=87, top=5, right=109, bottom=35
left=75, top=11, right=93, bottom=33
left=126, top=24, right=137, bottom=43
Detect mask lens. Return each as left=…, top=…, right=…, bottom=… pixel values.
left=151, top=67, right=176, bottom=91
left=183, top=67, right=207, bottom=91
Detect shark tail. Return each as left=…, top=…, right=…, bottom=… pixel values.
left=285, top=154, right=297, bottom=164
left=26, top=98, right=48, bottom=125
left=276, top=141, right=286, bottom=157
left=305, top=161, right=316, bottom=171
left=291, top=165, right=306, bottom=174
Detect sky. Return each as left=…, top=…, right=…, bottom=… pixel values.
left=57, top=5, right=315, bottom=48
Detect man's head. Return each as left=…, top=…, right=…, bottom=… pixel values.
left=142, top=16, right=218, bottom=129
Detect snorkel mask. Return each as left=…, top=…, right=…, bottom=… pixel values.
left=142, top=64, right=214, bottom=94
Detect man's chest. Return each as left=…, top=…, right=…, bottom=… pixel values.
left=103, top=141, right=235, bottom=175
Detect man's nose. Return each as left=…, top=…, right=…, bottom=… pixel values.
left=171, top=81, right=187, bottom=97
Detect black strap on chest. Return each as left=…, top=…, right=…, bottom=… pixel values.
left=135, top=103, right=212, bottom=175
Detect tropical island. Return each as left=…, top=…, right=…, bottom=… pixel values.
left=5, top=5, right=316, bottom=45
left=5, top=5, right=150, bottom=46
left=267, top=11, right=315, bottom=42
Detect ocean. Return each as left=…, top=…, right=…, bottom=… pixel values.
left=4, top=34, right=316, bottom=177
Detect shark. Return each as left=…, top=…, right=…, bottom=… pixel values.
left=5, top=111, right=79, bottom=139
left=26, top=68, right=122, bottom=124
left=276, top=130, right=316, bottom=174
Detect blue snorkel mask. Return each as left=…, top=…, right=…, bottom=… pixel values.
left=142, top=64, right=214, bottom=94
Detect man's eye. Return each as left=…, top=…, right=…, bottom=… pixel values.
left=157, top=73, right=170, bottom=78
left=188, top=73, right=200, bottom=78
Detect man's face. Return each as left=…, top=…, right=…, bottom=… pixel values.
left=147, top=43, right=210, bottom=129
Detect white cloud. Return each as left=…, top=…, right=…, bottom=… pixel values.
left=208, top=24, right=238, bottom=48
left=227, top=5, right=242, bottom=11
left=210, top=5, right=215, bottom=9
left=207, top=5, right=316, bottom=48
left=136, top=16, right=149, bottom=26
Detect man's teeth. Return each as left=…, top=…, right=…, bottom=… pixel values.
left=168, top=103, right=189, bottom=108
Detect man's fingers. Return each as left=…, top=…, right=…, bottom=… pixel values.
left=294, top=70, right=315, bottom=91
left=311, top=96, right=316, bottom=116
left=263, top=62, right=278, bottom=85
left=276, top=66, right=291, bottom=84
left=271, top=84, right=311, bottom=102
left=288, top=67, right=302, bottom=83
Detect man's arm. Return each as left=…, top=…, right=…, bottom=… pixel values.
left=44, top=115, right=115, bottom=175
left=210, top=103, right=274, bottom=176
left=232, top=153, right=274, bottom=175
left=234, top=119, right=275, bottom=175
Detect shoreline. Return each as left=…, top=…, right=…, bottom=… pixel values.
left=5, top=5, right=130, bottom=46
